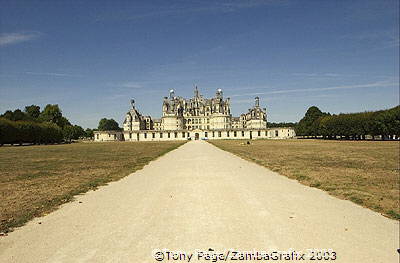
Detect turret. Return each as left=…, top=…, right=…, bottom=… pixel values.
left=216, top=88, right=223, bottom=99
left=255, top=96, right=259, bottom=107
left=169, top=89, right=175, bottom=99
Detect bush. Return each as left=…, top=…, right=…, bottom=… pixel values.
left=0, top=118, right=63, bottom=145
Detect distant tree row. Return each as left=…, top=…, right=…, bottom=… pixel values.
left=295, top=106, right=400, bottom=140
left=0, top=104, right=94, bottom=145
left=267, top=122, right=297, bottom=128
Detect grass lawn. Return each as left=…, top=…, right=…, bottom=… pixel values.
left=210, top=139, right=400, bottom=220
left=0, top=141, right=185, bottom=233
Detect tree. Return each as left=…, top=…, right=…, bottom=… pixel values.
left=267, top=122, right=297, bottom=128
left=1, top=110, right=14, bottom=120
left=39, top=104, right=63, bottom=126
left=62, top=125, right=75, bottom=142
left=62, top=125, right=85, bottom=141
left=57, top=116, right=71, bottom=128
left=1, top=109, right=30, bottom=121
left=72, top=125, right=85, bottom=139
left=98, top=118, right=120, bottom=131
left=85, top=128, right=94, bottom=138
left=24, top=105, right=40, bottom=119
left=296, top=106, right=328, bottom=137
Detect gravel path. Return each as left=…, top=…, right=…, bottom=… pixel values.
left=0, top=141, right=398, bottom=262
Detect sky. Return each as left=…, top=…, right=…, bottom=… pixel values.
left=0, top=0, right=399, bottom=128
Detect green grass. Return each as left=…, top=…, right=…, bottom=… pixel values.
left=0, top=141, right=185, bottom=233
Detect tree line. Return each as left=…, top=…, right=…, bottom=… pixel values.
left=295, top=106, right=400, bottom=140
left=0, top=104, right=94, bottom=145
left=267, top=122, right=297, bottom=128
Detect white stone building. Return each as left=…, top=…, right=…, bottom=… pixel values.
left=94, top=87, right=295, bottom=141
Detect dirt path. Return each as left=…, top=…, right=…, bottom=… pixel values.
left=0, top=141, right=398, bottom=262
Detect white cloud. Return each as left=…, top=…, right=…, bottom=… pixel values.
left=120, top=82, right=143, bottom=89
left=0, top=32, right=41, bottom=47
left=95, top=0, right=286, bottom=22
left=292, top=72, right=343, bottom=77
left=230, top=80, right=397, bottom=97
left=25, top=71, right=79, bottom=77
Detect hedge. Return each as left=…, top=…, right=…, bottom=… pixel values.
left=297, top=106, right=400, bottom=140
left=0, top=118, right=63, bottom=145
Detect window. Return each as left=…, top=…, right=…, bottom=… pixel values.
left=234, top=131, right=237, bottom=137
left=227, top=131, right=230, bottom=137
left=152, top=133, right=155, bottom=138
left=174, top=132, right=177, bottom=138
left=205, top=132, right=208, bottom=137
left=96, top=134, right=99, bottom=139
left=144, top=133, right=147, bottom=139
left=182, top=132, right=185, bottom=137
left=258, top=131, right=261, bottom=136
left=168, top=133, right=170, bottom=138
left=242, top=131, right=245, bottom=137
left=218, top=131, right=221, bottom=137
left=275, top=130, right=279, bottom=137
left=212, top=131, right=215, bottom=137
left=160, top=133, right=163, bottom=138
left=114, top=134, right=117, bottom=139
left=265, top=131, right=267, bottom=136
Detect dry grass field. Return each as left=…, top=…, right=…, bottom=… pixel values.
left=210, top=139, right=400, bottom=220
left=0, top=141, right=185, bottom=233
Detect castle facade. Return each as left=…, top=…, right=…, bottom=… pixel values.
left=94, top=87, right=295, bottom=141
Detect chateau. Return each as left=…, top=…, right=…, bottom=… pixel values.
left=94, top=87, right=295, bottom=141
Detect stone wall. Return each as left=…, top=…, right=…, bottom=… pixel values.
left=94, top=131, right=124, bottom=142
left=94, top=128, right=296, bottom=142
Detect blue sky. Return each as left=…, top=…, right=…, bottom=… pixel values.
left=0, top=0, right=398, bottom=128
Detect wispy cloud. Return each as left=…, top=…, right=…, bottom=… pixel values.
left=341, top=30, right=399, bottom=50
left=95, top=0, right=286, bottom=22
left=292, top=72, right=343, bottom=78
left=231, top=98, right=255, bottom=104
left=229, top=80, right=397, bottom=97
left=25, top=71, right=80, bottom=77
left=119, top=82, right=143, bottom=89
left=0, top=32, right=41, bottom=47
